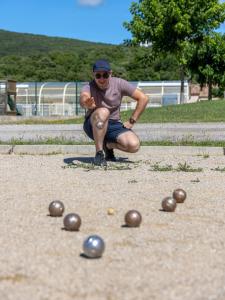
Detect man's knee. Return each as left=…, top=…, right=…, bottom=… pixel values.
left=128, top=138, right=140, bottom=153
left=119, top=136, right=140, bottom=153
left=91, top=108, right=110, bottom=126
left=93, top=107, right=110, bottom=120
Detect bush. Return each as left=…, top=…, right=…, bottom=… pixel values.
left=212, top=87, right=224, bottom=98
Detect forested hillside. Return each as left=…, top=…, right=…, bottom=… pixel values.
left=0, top=29, right=111, bottom=56
left=0, top=29, right=180, bottom=81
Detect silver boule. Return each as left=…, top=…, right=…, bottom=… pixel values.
left=162, top=196, right=176, bottom=212
left=173, top=188, right=187, bottom=203
left=48, top=200, right=65, bottom=217
left=82, top=235, right=105, bottom=258
left=63, top=213, right=81, bottom=231
left=124, top=210, right=142, bottom=227
left=96, top=121, right=104, bottom=129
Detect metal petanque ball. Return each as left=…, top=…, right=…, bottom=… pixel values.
left=173, top=188, right=187, bottom=203
left=161, top=197, right=177, bottom=212
left=48, top=200, right=65, bottom=217
left=63, top=213, right=81, bottom=231
left=82, top=235, right=105, bottom=258
left=96, top=121, right=104, bottom=129
left=125, top=210, right=142, bottom=227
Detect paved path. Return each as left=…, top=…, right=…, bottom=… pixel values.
left=1, top=123, right=225, bottom=142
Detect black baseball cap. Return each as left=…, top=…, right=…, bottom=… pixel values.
left=93, top=59, right=111, bottom=72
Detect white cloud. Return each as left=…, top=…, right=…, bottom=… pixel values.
left=78, top=0, right=104, bottom=6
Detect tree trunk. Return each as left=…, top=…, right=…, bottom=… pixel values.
left=208, top=80, right=212, bottom=101
left=180, top=66, right=185, bottom=104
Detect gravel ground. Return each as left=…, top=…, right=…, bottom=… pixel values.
left=0, top=146, right=225, bottom=300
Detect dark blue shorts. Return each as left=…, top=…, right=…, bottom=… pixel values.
left=83, top=116, right=131, bottom=143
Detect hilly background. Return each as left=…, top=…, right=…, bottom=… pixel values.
left=0, top=29, right=180, bottom=82
left=0, top=29, right=112, bottom=56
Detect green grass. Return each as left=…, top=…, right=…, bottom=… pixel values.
left=1, top=138, right=225, bottom=147
left=62, top=162, right=134, bottom=171
left=2, top=116, right=84, bottom=125
left=121, top=99, right=225, bottom=123
left=149, top=162, right=173, bottom=171
left=0, top=137, right=94, bottom=145
left=149, top=161, right=203, bottom=172
left=1, top=99, right=225, bottom=125
left=211, top=166, right=225, bottom=172
left=141, top=140, right=225, bottom=147
left=176, top=162, right=203, bottom=172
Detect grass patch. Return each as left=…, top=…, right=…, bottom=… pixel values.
left=128, top=179, right=138, bottom=184
left=141, top=140, right=225, bottom=147
left=190, top=178, right=200, bottom=183
left=121, top=99, right=225, bottom=123
left=149, top=162, right=173, bottom=171
left=176, top=162, right=203, bottom=172
left=196, top=153, right=210, bottom=158
left=0, top=137, right=94, bottom=145
left=211, top=166, right=225, bottom=172
left=0, top=116, right=84, bottom=125
left=0, top=99, right=225, bottom=124
left=62, top=161, right=135, bottom=171
left=149, top=161, right=203, bottom=172
left=1, top=138, right=225, bottom=147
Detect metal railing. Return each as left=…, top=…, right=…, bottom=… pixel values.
left=15, top=81, right=189, bottom=117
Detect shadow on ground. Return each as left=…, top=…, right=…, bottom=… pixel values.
left=63, top=156, right=134, bottom=165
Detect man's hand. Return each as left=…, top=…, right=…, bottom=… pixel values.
left=123, top=120, right=134, bottom=129
left=85, top=97, right=96, bottom=109
left=81, top=95, right=96, bottom=110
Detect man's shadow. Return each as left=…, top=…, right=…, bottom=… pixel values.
left=64, top=157, right=93, bottom=165
left=63, top=156, right=134, bottom=165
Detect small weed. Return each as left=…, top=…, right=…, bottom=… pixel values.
left=62, top=162, right=133, bottom=171
left=0, top=274, right=27, bottom=282
left=190, top=178, right=200, bottom=183
left=179, top=134, right=195, bottom=145
left=196, top=153, right=210, bottom=158
left=211, top=166, right=225, bottom=172
left=149, top=161, right=203, bottom=172
left=149, top=162, right=173, bottom=171
left=128, top=179, right=138, bottom=184
left=109, top=164, right=133, bottom=170
left=176, top=162, right=203, bottom=172
left=17, top=151, right=63, bottom=155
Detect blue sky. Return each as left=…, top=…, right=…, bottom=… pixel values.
left=0, top=0, right=133, bottom=45
left=0, top=0, right=224, bottom=45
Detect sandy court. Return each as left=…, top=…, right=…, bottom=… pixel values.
left=0, top=146, right=225, bottom=300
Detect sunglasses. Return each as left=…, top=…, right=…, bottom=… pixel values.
left=95, top=72, right=110, bottom=79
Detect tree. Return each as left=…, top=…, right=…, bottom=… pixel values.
left=189, top=33, right=225, bottom=100
left=124, top=0, right=225, bottom=103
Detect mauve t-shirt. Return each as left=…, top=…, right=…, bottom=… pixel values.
left=81, top=77, right=136, bottom=120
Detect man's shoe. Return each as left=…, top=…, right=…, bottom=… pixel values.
left=103, top=141, right=116, bottom=161
left=93, top=150, right=107, bottom=167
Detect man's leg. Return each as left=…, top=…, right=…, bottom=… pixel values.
left=106, top=131, right=140, bottom=153
left=90, top=107, right=110, bottom=152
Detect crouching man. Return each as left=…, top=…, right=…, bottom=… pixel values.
left=80, top=59, right=148, bottom=166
